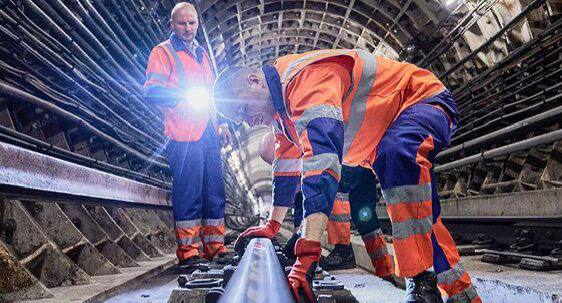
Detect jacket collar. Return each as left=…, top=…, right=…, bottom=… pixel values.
left=262, top=64, right=286, bottom=116
left=263, top=64, right=301, bottom=147
left=170, top=33, right=202, bottom=61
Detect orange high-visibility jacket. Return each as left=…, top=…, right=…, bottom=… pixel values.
left=268, top=49, right=445, bottom=210
left=144, top=34, right=216, bottom=142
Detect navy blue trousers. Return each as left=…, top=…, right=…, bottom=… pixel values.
left=166, top=123, right=226, bottom=259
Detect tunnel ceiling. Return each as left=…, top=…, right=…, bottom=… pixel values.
left=140, top=0, right=557, bottom=89
left=195, top=0, right=451, bottom=68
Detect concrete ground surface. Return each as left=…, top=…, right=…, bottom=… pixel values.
left=101, top=255, right=562, bottom=303
left=104, top=267, right=179, bottom=303
left=327, top=232, right=562, bottom=303
left=24, top=255, right=175, bottom=303
left=331, top=268, right=405, bottom=303
left=104, top=265, right=405, bottom=303
left=289, top=226, right=562, bottom=303
left=463, top=255, right=562, bottom=303
left=21, top=228, right=561, bottom=303
left=101, top=264, right=562, bottom=303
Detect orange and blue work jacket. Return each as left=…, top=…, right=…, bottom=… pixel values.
left=144, top=33, right=216, bottom=142
left=264, top=49, right=456, bottom=216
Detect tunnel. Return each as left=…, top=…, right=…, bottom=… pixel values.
left=0, top=0, right=561, bottom=302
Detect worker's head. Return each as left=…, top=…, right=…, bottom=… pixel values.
left=213, top=66, right=276, bottom=127
left=259, top=131, right=275, bottom=165
left=171, top=2, right=198, bottom=44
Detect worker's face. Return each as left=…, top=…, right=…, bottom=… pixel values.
left=171, top=9, right=198, bottom=43
left=222, top=74, right=276, bottom=128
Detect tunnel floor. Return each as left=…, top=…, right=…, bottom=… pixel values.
left=105, top=266, right=179, bottom=303
left=103, top=266, right=405, bottom=303
left=103, top=261, right=562, bottom=303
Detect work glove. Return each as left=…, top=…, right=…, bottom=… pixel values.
left=288, top=239, right=321, bottom=303
left=234, top=219, right=281, bottom=251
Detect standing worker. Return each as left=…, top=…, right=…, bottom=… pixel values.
left=143, top=2, right=231, bottom=268
left=213, top=49, right=481, bottom=303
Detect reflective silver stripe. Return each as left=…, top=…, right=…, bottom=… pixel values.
left=302, top=153, right=341, bottom=177
left=177, top=236, right=200, bottom=245
left=447, top=285, right=478, bottom=303
left=164, top=42, right=185, bottom=85
left=392, top=216, right=433, bottom=240
left=202, top=235, right=225, bottom=243
left=383, top=183, right=432, bottom=205
left=273, top=158, right=301, bottom=173
left=338, top=192, right=349, bottom=201
left=329, top=214, right=350, bottom=223
left=146, top=72, right=167, bottom=83
left=438, top=262, right=466, bottom=285
left=362, top=228, right=384, bottom=241
left=281, top=49, right=353, bottom=118
left=175, top=219, right=201, bottom=229
left=343, top=49, right=378, bottom=158
left=294, top=104, right=343, bottom=134
left=281, top=49, right=351, bottom=84
left=202, top=218, right=225, bottom=226
left=368, top=246, right=389, bottom=259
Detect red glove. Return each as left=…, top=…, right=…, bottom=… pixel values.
left=288, top=239, right=321, bottom=303
left=234, top=219, right=281, bottom=251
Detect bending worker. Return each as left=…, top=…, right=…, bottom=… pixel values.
left=255, top=132, right=394, bottom=279
left=213, top=49, right=481, bottom=303
left=144, top=2, right=231, bottom=268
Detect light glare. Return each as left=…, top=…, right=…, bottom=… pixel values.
left=185, top=86, right=210, bottom=110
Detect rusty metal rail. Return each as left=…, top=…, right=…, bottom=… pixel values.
left=0, top=141, right=171, bottom=208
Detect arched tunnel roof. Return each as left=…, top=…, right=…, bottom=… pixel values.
left=196, top=0, right=451, bottom=68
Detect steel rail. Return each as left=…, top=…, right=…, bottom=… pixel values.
left=218, top=238, right=295, bottom=303
left=0, top=141, right=171, bottom=209
left=0, top=124, right=170, bottom=189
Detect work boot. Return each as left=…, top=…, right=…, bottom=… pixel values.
left=319, top=244, right=356, bottom=271
left=282, top=232, right=300, bottom=260
left=177, top=256, right=206, bottom=273
left=404, top=271, right=443, bottom=303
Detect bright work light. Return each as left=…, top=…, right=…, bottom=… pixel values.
left=185, top=86, right=211, bottom=110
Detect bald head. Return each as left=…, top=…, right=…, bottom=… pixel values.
left=213, top=65, right=255, bottom=105
left=171, top=2, right=196, bottom=19
left=171, top=2, right=198, bottom=44
left=213, top=65, right=276, bottom=127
